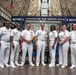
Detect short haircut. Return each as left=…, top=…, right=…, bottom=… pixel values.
left=16, top=22, right=20, bottom=26
left=26, top=23, right=30, bottom=25
left=40, top=22, right=45, bottom=24
left=50, top=25, right=56, bottom=31
left=72, top=23, right=76, bottom=30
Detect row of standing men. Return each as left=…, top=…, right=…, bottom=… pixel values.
left=0, top=21, right=76, bottom=69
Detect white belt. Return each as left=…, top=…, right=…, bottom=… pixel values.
left=60, top=40, right=64, bottom=41
left=13, top=40, right=19, bottom=42
left=49, top=40, right=54, bottom=41
left=1, top=40, right=10, bottom=42
left=71, top=42, right=76, bottom=44
left=38, top=40, right=45, bottom=41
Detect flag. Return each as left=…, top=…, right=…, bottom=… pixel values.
left=20, top=16, right=23, bottom=31
left=64, top=17, right=66, bottom=25
left=10, top=0, right=14, bottom=15
left=11, top=0, right=14, bottom=8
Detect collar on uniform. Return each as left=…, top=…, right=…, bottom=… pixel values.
left=25, top=29, right=30, bottom=31
left=63, top=30, right=67, bottom=32
left=16, top=28, right=20, bottom=31
left=5, top=26, right=10, bottom=30
left=40, top=28, right=44, bottom=31
left=53, top=30, right=55, bottom=32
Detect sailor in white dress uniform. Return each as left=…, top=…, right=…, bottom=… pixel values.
left=49, top=25, right=58, bottom=67
left=0, top=21, right=12, bottom=68
left=35, top=22, right=47, bottom=66
left=10, top=23, right=21, bottom=68
left=20, top=23, right=35, bottom=66
left=69, top=23, right=76, bottom=69
left=58, top=25, right=69, bottom=68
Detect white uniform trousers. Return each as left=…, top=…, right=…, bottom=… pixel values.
left=21, top=42, right=33, bottom=64
left=0, top=47, right=1, bottom=65
left=10, top=41, right=20, bottom=65
left=49, top=41, right=56, bottom=65
left=59, top=45, right=63, bottom=65
left=0, top=41, right=10, bottom=65
left=36, top=40, right=46, bottom=64
left=70, top=43, right=76, bottom=66
left=59, top=42, right=69, bottom=66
